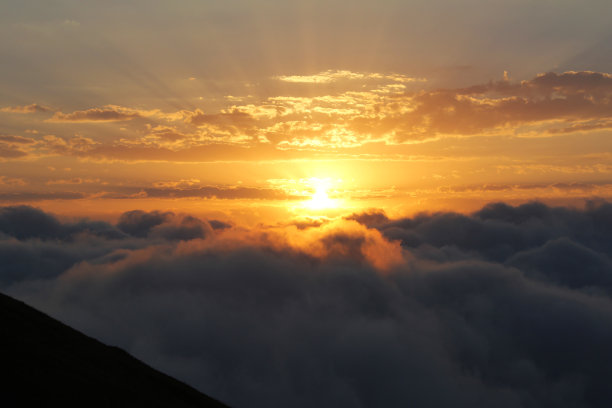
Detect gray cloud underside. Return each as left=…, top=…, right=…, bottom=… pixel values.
left=2, top=202, right=612, bottom=407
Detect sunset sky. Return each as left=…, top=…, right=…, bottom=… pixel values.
left=4, top=2, right=612, bottom=408
left=2, top=0, right=612, bottom=222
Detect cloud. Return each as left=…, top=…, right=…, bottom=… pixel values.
left=0, top=145, right=29, bottom=158
left=0, top=205, right=122, bottom=241
left=546, top=120, right=612, bottom=134
left=0, top=191, right=86, bottom=202
left=41, top=135, right=99, bottom=155
left=344, top=70, right=612, bottom=142
left=208, top=219, right=232, bottom=230
left=145, top=125, right=192, bottom=143
left=117, top=210, right=213, bottom=240
left=410, top=71, right=612, bottom=136
left=48, top=106, right=143, bottom=122
left=0, top=176, right=26, bottom=186
left=459, top=71, right=612, bottom=96
left=276, top=70, right=424, bottom=84
left=345, top=209, right=390, bottom=227
left=0, top=135, right=37, bottom=159
left=370, top=200, right=612, bottom=268
left=244, top=70, right=612, bottom=146
left=152, top=179, right=201, bottom=189
left=506, top=237, right=612, bottom=294
left=435, top=182, right=612, bottom=197
left=0, top=205, right=64, bottom=240
left=142, top=185, right=300, bottom=200
left=185, top=109, right=258, bottom=143
left=187, top=109, right=255, bottom=128
left=0, top=135, right=36, bottom=144
left=0, top=104, right=51, bottom=113
left=6, top=70, right=612, bottom=163
left=3, top=202, right=612, bottom=407
left=45, top=178, right=100, bottom=185
left=0, top=182, right=303, bottom=204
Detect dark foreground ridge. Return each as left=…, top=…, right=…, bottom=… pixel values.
left=0, top=292, right=230, bottom=408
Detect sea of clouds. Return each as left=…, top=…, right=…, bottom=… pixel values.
left=2, top=201, right=612, bottom=407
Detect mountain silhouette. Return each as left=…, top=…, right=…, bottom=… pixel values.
left=0, top=292, right=230, bottom=407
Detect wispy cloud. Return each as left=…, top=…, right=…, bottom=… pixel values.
left=0, top=176, right=26, bottom=186
left=48, top=106, right=143, bottom=122
left=1, top=104, right=51, bottom=114
left=276, top=70, right=425, bottom=84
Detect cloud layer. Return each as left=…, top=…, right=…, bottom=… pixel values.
left=4, top=70, right=612, bottom=163
left=2, top=202, right=612, bottom=407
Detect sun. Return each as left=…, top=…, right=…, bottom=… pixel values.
left=276, top=176, right=346, bottom=215
left=305, top=178, right=339, bottom=210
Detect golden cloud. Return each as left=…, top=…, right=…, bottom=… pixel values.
left=276, top=70, right=425, bottom=84
left=7, top=71, right=612, bottom=162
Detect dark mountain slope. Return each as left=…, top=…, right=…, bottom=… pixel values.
left=0, top=292, right=230, bottom=408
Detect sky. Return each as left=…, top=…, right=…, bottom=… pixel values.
left=3, top=1, right=612, bottom=407
left=2, top=0, right=612, bottom=222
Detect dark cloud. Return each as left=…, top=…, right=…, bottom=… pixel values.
left=0, top=206, right=64, bottom=240
left=0, top=205, right=124, bottom=241
left=0, top=206, right=217, bottom=243
left=371, top=200, right=612, bottom=264
left=345, top=209, right=389, bottom=227
left=0, top=206, right=131, bottom=285
left=507, top=237, right=612, bottom=294
left=117, top=210, right=213, bottom=240
left=117, top=210, right=171, bottom=237
left=3, top=202, right=612, bottom=407
left=208, top=220, right=232, bottom=230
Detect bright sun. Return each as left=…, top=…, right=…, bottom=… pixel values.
left=305, top=178, right=339, bottom=210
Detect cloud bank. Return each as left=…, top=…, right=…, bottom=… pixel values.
left=3, top=202, right=612, bottom=407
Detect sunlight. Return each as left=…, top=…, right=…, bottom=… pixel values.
left=307, top=179, right=335, bottom=210
left=267, top=176, right=351, bottom=217
left=297, top=177, right=340, bottom=212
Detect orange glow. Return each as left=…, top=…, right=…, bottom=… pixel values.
left=2, top=68, right=612, bottom=222
left=175, top=218, right=404, bottom=272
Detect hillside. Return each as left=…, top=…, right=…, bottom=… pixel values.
left=0, top=292, right=230, bottom=408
